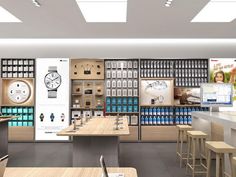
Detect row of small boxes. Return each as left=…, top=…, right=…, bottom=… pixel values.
left=8, top=121, right=34, bottom=127
left=106, top=105, right=139, bottom=113
left=1, top=107, right=34, bottom=114
left=106, top=97, right=138, bottom=105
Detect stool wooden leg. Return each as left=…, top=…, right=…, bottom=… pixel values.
left=220, top=154, right=225, bottom=177
left=199, top=138, right=203, bottom=165
left=186, top=135, right=191, bottom=174
left=229, top=153, right=234, bottom=177
left=177, top=130, right=180, bottom=157
left=180, top=130, right=183, bottom=168
left=192, top=138, right=196, bottom=177
left=206, top=148, right=211, bottom=177
left=216, top=153, right=221, bottom=177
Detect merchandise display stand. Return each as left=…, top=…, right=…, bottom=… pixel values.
left=57, top=117, right=129, bottom=167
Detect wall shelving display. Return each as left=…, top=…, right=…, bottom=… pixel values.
left=140, top=59, right=209, bottom=141
left=70, top=59, right=105, bottom=121
left=0, top=58, right=35, bottom=141
left=105, top=59, right=139, bottom=127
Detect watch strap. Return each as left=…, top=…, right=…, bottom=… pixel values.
left=48, top=66, right=57, bottom=72
left=48, top=90, right=57, bottom=98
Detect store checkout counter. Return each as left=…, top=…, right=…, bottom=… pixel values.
left=0, top=116, right=17, bottom=158
left=57, top=116, right=130, bottom=167
left=192, top=111, right=236, bottom=174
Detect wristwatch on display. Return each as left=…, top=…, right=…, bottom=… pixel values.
left=8, top=80, right=31, bottom=104
left=39, top=113, right=44, bottom=122
left=50, top=113, right=55, bottom=122
left=44, top=66, right=61, bottom=98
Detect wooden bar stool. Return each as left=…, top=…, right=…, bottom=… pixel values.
left=206, top=141, right=236, bottom=177
left=186, top=130, right=208, bottom=177
left=176, top=125, right=193, bottom=167
left=233, top=157, right=236, bottom=177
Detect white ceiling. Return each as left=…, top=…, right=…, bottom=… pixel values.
left=1, top=0, right=236, bottom=38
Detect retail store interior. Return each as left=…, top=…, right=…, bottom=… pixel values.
left=1, top=1, right=236, bottom=177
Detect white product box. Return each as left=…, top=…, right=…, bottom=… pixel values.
left=128, top=71, right=132, bottom=78
left=128, top=80, right=132, bottom=88
left=133, top=61, right=138, bottom=68
left=117, top=70, right=122, bottom=78
left=133, top=89, right=138, bottom=96
left=122, top=70, right=127, bottom=78
left=106, top=70, right=111, bottom=78
left=106, top=61, right=111, bottom=68
left=112, top=80, right=116, bottom=88
left=133, top=70, right=138, bottom=78
left=112, top=71, right=116, bottom=78
left=117, top=80, right=122, bottom=87
left=111, top=61, right=117, bottom=69
left=122, top=80, right=127, bottom=88
left=112, top=89, right=116, bottom=96
left=128, top=89, right=133, bottom=96
left=106, top=80, right=111, bottom=88
left=122, top=89, right=127, bottom=96
left=106, top=89, right=111, bottom=96
left=133, top=80, right=138, bottom=88
left=117, top=89, right=122, bottom=96
left=128, top=61, right=132, bottom=68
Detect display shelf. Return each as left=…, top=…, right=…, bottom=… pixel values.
left=106, top=112, right=139, bottom=114
left=140, top=105, right=174, bottom=107
left=71, top=93, right=83, bottom=96
left=71, top=107, right=104, bottom=110
left=174, top=104, right=201, bottom=107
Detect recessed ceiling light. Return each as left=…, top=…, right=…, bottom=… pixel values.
left=191, top=1, right=236, bottom=22
left=166, top=1, right=171, bottom=4
left=75, top=0, right=127, bottom=22
left=165, top=3, right=170, bottom=7
left=0, top=6, right=21, bottom=22
left=32, top=0, right=41, bottom=7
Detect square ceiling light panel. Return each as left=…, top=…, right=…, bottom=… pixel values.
left=191, top=0, right=236, bottom=22
left=0, top=6, right=21, bottom=22
left=76, top=0, right=127, bottom=22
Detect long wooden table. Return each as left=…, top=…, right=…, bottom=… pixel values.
left=57, top=117, right=130, bottom=167
left=0, top=116, right=18, bottom=158
left=4, top=167, right=137, bottom=177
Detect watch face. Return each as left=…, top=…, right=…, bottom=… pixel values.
left=8, top=81, right=31, bottom=104
left=44, top=72, right=62, bottom=90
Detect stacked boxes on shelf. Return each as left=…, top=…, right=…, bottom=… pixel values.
left=175, top=59, right=208, bottom=87
left=140, top=59, right=174, bottom=78
left=1, top=107, right=34, bottom=126
left=140, top=107, right=174, bottom=125
left=140, top=106, right=209, bottom=125
left=1, top=59, right=35, bottom=78
left=105, top=59, right=139, bottom=125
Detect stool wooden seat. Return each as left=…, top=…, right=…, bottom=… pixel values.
left=176, top=125, right=193, bottom=167
left=206, top=141, right=236, bottom=177
left=186, top=130, right=208, bottom=177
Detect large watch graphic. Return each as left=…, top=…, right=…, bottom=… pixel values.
left=8, top=80, right=31, bottom=104
left=44, top=66, right=62, bottom=98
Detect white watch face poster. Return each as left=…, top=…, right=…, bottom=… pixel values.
left=35, top=58, right=70, bottom=140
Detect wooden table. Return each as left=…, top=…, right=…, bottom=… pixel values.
left=4, top=167, right=137, bottom=177
left=57, top=117, right=130, bottom=167
left=0, top=116, right=18, bottom=158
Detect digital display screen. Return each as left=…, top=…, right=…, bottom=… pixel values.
left=201, top=83, right=233, bottom=106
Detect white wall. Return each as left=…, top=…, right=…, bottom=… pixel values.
left=0, top=39, right=236, bottom=58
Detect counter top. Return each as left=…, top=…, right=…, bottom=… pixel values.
left=57, top=117, right=130, bottom=136
left=0, top=116, right=18, bottom=123
left=4, top=167, right=137, bottom=177
left=192, top=111, right=236, bottom=128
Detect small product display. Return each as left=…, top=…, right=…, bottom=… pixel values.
left=1, top=58, right=35, bottom=78
left=1, top=79, right=34, bottom=106
left=174, top=59, right=208, bottom=87
left=1, top=107, right=34, bottom=126
left=50, top=113, right=55, bottom=122
left=106, top=97, right=139, bottom=113
left=174, top=88, right=200, bottom=105
left=105, top=59, right=139, bottom=114
left=44, top=66, right=62, bottom=98
left=140, top=59, right=174, bottom=78
left=70, top=59, right=104, bottom=80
